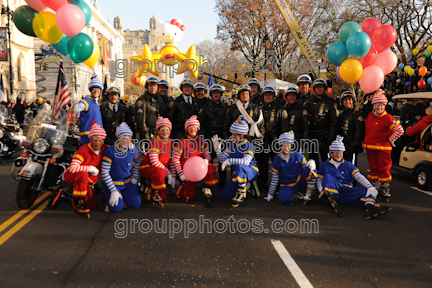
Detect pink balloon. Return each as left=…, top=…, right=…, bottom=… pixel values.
left=359, top=66, right=384, bottom=94
left=336, top=66, right=352, bottom=85
left=372, top=25, right=397, bottom=53
left=55, top=4, right=85, bottom=37
left=373, top=50, right=397, bottom=75
left=361, top=18, right=381, bottom=38
left=25, top=0, right=47, bottom=11
left=183, top=156, right=208, bottom=182
left=360, top=46, right=378, bottom=68
left=40, top=0, right=67, bottom=11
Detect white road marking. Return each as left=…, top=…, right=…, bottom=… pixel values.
left=411, top=186, right=432, bottom=197
left=271, top=240, right=314, bottom=288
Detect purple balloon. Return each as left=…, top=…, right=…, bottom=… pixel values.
left=337, top=66, right=352, bottom=85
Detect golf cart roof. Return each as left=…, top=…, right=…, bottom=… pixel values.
left=392, top=92, right=432, bottom=100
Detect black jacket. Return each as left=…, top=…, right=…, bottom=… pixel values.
left=261, top=101, right=284, bottom=141
left=251, top=93, right=264, bottom=107
left=281, top=101, right=309, bottom=142
left=168, top=95, right=201, bottom=139
left=338, top=108, right=365, bottom=154
left=101, top=102, right=134, bottom=146
left=222, top=101, right=265, bottom=140
left=158, top=94, right=172, bottom=118
left=199, top=100, right=228, bottom=139
left=134, top=91, right=163, bottom=140
left=297, top=91, right=315, bottom=107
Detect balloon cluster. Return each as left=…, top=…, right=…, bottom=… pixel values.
left=327, top=18, right=397, bottom=94
left=13, top=0, right=99, bottom=68
left=398, top=46, right=432, bottom=89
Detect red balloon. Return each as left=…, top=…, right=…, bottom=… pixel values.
left=418, top=79, right=426, bottom=89
left=361, top=18, right=381, bottom=38
left=372, top=25, right=397, bottom=53
left=40, top=0, right=67, bottom=11
left=360, top=45, right=378, bottom=68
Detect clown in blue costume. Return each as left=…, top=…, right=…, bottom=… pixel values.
left=317, top=135, right=392, bottom=219
left=264, top=131, right=317, bottom=205
left=101, top=123, right=141, bottom=212
left=213, top=116, right=259, bottom=208
left=76, top=75, right=104, bottom=144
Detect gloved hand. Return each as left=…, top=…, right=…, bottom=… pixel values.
left=306, top=159, right=316, bottom=171
left=88, top=165, right=99, bottom=176
left=179, top=172, right=187, bottom=182
left=168, top=176, right=176, bottom=188
left=109, top=190, right=123, bottom=207
left=264, top=194, right=273, bottom=201
left=131, top=178, right=138, bottom=185
left=211, top=135, right=222, bottom=151
left=221, top=159, right=230, bottom=171
left=366, top=187, right=378, bottom=198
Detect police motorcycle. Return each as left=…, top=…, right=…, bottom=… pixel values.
left=0, top=109, right=26, bottom=159
left=12, top=105, right=77, bottom=209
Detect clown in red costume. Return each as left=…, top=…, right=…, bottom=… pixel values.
left=63, top=122, right=108, bottom=216
left=173, top=115, right=218, bottom=202
left=363, top=89, right=404, bottom=201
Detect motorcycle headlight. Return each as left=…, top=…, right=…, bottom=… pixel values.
left=33, top=138, right=50, bottom=154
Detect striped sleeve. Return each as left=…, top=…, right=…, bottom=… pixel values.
left=132, top=153, right=141, bottom=183
left=148, top=150, right=170, bottom=176
left=69, top=158, right=89, bottom=173
left=227, top=153, right=253, bottom=166
left=75, top=101, right=87, bottom=113
left=353, top=171, right=373, bottom=189
left=204, top=149, right=211, bottom=162
left=268, top=171, right=279, bottom=196
left=389, top=121, right=404, bottom=143
left=216, top=150, right=229, bottom=162
left=101, top=156, right=117, bottom=194
left=173, top=148, right=183, bottom=175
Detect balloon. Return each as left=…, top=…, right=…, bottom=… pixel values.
left=338, top=22, right=362, bottom=44
left=336, top=66, right=352, bottom=85
left=55, top=4, right=85, bottom=37
left=138, top=77, right=146, bottom=87
left=361, top=17, right=381, bottom=38
left=419, top=66, right=427, bottom=76
left=373, top=50, right=397, bottom=75
left=428, top=77, right=432, bottom=86
left=407, top=52, right=412, bottom=57
left=359, top=66, right=384, bottom=94
left=425, top=50, right=431, bottom=58
left=407, top=68, right=414, bottom=76
left=25, top=0, right=47, bottom=11
left=82, top=41, right=100, bottom=68
left=346, top=32, right=372, bottom=60
left=409, top=61, right=414, bottom=67
left=372, top=25, right=397, bottom=53
left=404, top=65, right=410, bottom=73
left=398, top=63, right=404, bottom=70
left=413, top=48, right=419, bottom=56
left=67, top=33, right=93, bottom=63
left=428, top=45, right=432, bottom=53
left=12, top=6, right=38, bottom=37
left=339, top=59, right=363, bottom=84
left=405, top=81, right=411, bottom=87
left=40, top=0, right=67, bottom=11
left=51, top=34, right=69, bottom=55
left=183, top=156, right=208, bottom=182
left=32, top=12, right=63, bottom=44
left=418, top=80, right=426, bottom=89
left=326, top=42, right=348, bottom=66
left=70, top=0, right=91, bottom=26
left=360, top=46, right=378, bottom=68
left=131, top=73, right=139, bottom=86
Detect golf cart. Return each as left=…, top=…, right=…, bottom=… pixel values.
left=391, top=92, right=432, bottom=191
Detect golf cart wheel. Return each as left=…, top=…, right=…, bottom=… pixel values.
left=415, top=166, right=432, bottom=191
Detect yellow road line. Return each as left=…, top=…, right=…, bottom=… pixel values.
left=0, top=192, right=51, bottom=234
left=0, top=199, right=49, bottom=246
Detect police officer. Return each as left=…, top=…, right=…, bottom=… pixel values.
left=304, top=78, right=338, bottom=165
left=297, top=74, right=314, bottom=106
left=256, top=85, right=284, bottom=189
left=222, top=84, right=265, bottom=140
left=281, top=87, right=309, bottom=146
left=248, top=78, right=264, bottom=107
left=134, top=76, right=163, bottom=141
left=157, top=79, right=172, bottom=118
left=338, top=91, right=365, bottom=165
left=101, top=86, right=134, bottom=146
left=194, top=82, right=210, bottom=107
left=199, top=84, right=228, bottom=185
left=168, top=78, right=201, bottom=139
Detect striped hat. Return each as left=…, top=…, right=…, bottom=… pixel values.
left=230, top=115, right=249, bottom=135
left=115, top=122, right=133, bottom=138
left=184, top=115, right=200, bottom=131
left=278, top=131, right=295, bottom=145
left=89, top=121, right=106, bottom=140
left=329, top=135, right=345, bottom=152
left=371, top=89, right=388, bottom=105
left=156, top=117, right=172, bottom=130
left=88, top=75, right=103, bottom=91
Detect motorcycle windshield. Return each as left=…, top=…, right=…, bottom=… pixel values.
left=26, top=109, right=68, bottom=145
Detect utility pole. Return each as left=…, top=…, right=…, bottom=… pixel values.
left=2, top=3, right=14, bottom=99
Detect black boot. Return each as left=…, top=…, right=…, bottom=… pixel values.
left=72, top=197, right=90, bottom=218
left=323, top=190, right=340, bottom=217
left=364, top=204, right=379, bottom=220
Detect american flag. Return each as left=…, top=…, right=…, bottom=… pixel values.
left=54, top=62, right=70, bottom=120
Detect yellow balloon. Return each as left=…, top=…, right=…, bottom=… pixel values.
left=428, top=45, right=432, bottom=53
left=413, top=48, right=419, bottom=56
left=32, top=12, right=63, bottom=44
left=407, top=68, right=414, bottom=76
left=404, top=65, right=410, bottom=73
left=339, top=59, right=363, bottom=84
left=82, top=41, right=101, bottom=68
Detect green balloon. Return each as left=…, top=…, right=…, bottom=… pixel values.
left=425, top=50, right=431, bottom=58
left=338, top=22, right=362, bottom=44
left=12, top=5, right=38, bottom=37
left=67, top=33, right=94, bottom=63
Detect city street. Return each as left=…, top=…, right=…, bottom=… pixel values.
left=0, top=152, right=431, bottom=288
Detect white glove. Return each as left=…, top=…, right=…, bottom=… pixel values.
left=88, top=165, right=99, bottom=176
left=306, top=159, right=316, bottom=171
left=317, top=185, right=323, bottom=193
left=366, top=187, right=378, bottom=198
left=221, top=159, right=230, bottom=171
left=168, top=176, right=176, bottom=188
left=109, top=190, right=123, bottom=207
left=131, top=178, right=138, bottom=185
left=211, top=135, right=222, bottom=151
left=264, top=194, right=273, bottom=201
left=179, top=173, right=187, bottom=182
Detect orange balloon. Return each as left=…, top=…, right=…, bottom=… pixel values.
left=131, top=73, right=139, bottom=86
left=419, top=66, right=427, bottom=77
left=138, top=77, right=146, bottom=87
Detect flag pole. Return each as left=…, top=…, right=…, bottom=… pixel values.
left=52, top=59, right=63, bottom=119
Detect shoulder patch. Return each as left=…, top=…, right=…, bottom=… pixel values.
left=137, top=100, right=143, bottom=107
left=169, top=101, right=174, bottom=108
left=303, top=109, right=308, bottom=115
left=358, top=116, right=363, bottom=121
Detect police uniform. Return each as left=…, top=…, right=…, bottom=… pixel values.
left=134, top=91, right=163, bottom=140
left=297, top=91, right=315, bottom=107
left=199, top=100, right=228, bottom=139
left=158, top=94, right=173, bottom=118
left=338, top=107, right=365, bottom=164
left=168, top=95, right=201, bottom=140
left=281, top=101, right=310, bottom=144
left=101, top=102, right=134, bottom=146
left=222, top=102, right=264, bottom=140
left=251, top=93, right=264, bottom=107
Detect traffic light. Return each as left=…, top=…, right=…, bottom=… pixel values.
left=245, top=72, right=249, bottom=78
left=40, top=62, right=47, bottom=71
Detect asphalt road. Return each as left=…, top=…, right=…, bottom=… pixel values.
left=0, top=151, right=431, bottom=288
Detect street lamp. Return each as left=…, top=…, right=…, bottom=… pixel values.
left=1, top=4, right=13, bottom=99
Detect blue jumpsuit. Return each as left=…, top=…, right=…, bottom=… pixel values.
left=79, top=96, right=103, bottom=144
